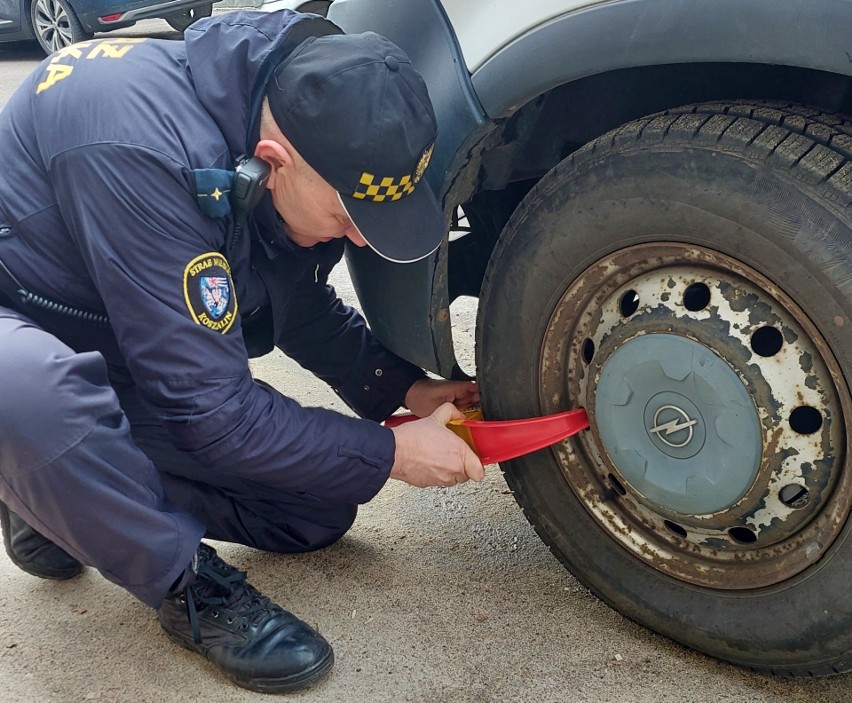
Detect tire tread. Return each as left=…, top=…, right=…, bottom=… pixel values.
left=590, top=100, right=852, bottom=207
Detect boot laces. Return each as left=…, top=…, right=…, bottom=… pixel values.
left=184, top=550, right=277, bottom=645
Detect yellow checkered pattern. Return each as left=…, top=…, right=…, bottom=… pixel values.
left=352, top=173, right=415, bottom=202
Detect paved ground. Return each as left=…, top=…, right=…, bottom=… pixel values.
left=2, top=268, right=850, bottom=703
left=1, top=14, right=851, bottom=703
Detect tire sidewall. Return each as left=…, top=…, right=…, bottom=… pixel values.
left=478, top=140, right=852, bottom=672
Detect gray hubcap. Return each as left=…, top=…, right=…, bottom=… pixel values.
left=596, top=334, right=761, bottom=514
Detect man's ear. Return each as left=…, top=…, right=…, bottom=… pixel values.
left=254, top=139, right=295, bottom=189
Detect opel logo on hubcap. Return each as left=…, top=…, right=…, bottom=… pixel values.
left=649, top=405, right=698, bottom=448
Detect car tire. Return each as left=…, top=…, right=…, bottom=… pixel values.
left=30, top=0, right=91, bottom=55
left=477, top=101, right=852, bottom=675
left=165, top=3, right=213, bottom=33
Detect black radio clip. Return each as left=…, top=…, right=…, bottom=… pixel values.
left=229, top=156, right=271, bottom=253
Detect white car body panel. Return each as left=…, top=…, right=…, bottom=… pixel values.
left=440, top=0, right=603, bottom=72
left=258, top=0, right=318, bottom=13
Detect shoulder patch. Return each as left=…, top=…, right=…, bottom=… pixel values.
left=183, top=252, right=238, bottom=333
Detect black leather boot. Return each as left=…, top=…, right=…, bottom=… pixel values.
left=0, top=502, right=83, bottom=580
left=158, top=543, right=334, bottom=693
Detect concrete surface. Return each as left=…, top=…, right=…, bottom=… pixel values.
left=2, top=269, right=850, bottom=703
left=2, top=15, right=852, bottom=703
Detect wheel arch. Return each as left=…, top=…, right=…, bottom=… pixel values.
left=472, top=0, right=852, bottom=121
left=450, top=62, right=852, bottom=305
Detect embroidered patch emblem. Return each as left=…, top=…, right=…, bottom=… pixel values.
left=200, top=276, right=230, bottom=319
left=183, top=253, right=238, bottom=333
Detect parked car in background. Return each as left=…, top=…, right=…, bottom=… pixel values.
left=0, top=0, right=214, bottom=55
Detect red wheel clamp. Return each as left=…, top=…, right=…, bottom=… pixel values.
left=384, top=408, right=589, bottom=464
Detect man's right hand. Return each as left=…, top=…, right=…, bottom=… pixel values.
left=389, top=403, right=485, bottom=488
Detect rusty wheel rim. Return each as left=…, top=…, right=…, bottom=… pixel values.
left=540, top=243, right=851, bottom=589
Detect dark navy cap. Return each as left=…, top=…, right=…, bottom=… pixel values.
left=266, top=32, right=443, bottom=263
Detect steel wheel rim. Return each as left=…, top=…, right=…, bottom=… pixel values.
left=540, top=242, right=851, bottom=589
left=33, top=0, right=73, bottom=52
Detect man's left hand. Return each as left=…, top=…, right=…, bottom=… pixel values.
left=403, top=378, right=480, bottom=418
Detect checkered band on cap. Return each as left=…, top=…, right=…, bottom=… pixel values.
left=352, top=173, right=416, bottom=202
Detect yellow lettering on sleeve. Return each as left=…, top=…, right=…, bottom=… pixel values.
left=36, top=64, right=74, bottom=94
left=35, top=38, right=147, bottom=95
left=52, top=42, right=93, bottom=60
left=86, top=38, right=147, bottom=59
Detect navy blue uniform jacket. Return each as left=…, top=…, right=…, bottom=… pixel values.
left=0, top=10, right=425, bottom=504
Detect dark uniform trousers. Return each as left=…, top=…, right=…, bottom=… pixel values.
left=0, top=306, right=357, bottom=608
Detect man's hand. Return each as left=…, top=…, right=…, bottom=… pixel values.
left=403, top=378, right=480, bottom=418
left=389, top=403, right=485, bottom=487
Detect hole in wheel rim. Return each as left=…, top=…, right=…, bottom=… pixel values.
left=664, top=520, right=687, bottom=539
left=608, top=473, right=626, bottom=496
left=683, top=282, right=711, bottom=311
left=728, top=527, right=757, bottom=544
left=582, top=338, right=595, bottom=364
left=751, top=326, right=784, bottom=357
left=789, top=406, right=823, bottom=435
left=779, top=484, right=810, bottom=508
left=619, top=290, right=639, bottom=317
